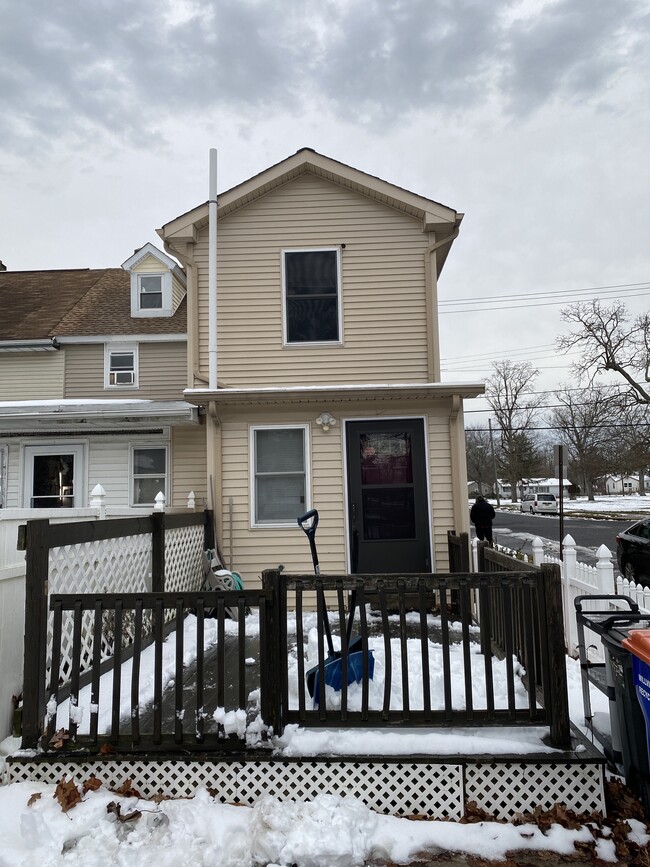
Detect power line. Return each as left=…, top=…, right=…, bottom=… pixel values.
left=439, top=287, right=650, bottom=315
left=439, top=280, right=649, bottom=305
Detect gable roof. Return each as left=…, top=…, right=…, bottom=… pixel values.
left=158, top=148, right=462, bottom=244
left=0, top=268, right=186, bottom=341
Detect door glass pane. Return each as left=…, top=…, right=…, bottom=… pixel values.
left=32, top=454, right=74, bottom=508
left=362, top=488, right=415, bottom=540
left=360, top=432, right=413, bottom=485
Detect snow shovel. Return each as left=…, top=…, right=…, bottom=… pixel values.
left=297, top=510, right=374, bottom=702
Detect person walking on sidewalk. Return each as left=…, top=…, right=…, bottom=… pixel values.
left=470, top=495, right=496, bottom=545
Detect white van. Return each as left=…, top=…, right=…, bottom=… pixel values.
left=519, top=493, right=558, bottom=515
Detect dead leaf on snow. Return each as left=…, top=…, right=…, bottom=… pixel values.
left=111, top=778, right=142, bottom=799
left=82, top=776, right=102, bottom=793
left=54, top=778, right=82, bottom=813
left=27, top=793, right=41, bottom=807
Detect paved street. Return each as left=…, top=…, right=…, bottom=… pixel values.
left=488, top=510, right=635, bottom=566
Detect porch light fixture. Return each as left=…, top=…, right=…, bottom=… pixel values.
left=316, top=412, right=336, bottom=432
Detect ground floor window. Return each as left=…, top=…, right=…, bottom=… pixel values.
left=22, top=444, right=85, bottom=508
left=251, top=425, right=309, bottom=526
left=131, top=446, right=167, bottom=506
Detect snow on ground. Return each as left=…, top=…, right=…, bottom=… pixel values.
left=497, top=494, right=650, bottom=516
left=3, top=504, right=646, bottom=865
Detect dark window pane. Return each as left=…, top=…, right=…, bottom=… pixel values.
left=133, top=448, right=166, bottom=475
left=285, top=251, right=337, bottom=294
left=110, top=353, right=134, bottom=370
left=362, top=488, right=415, bottom=540
left=133, top=477, right=166, bottom=505
left=287, top=297, right=338, bottom=342
left=140, top=291, right=162, bottom=309
left=360, top=432, right=413, bottom=485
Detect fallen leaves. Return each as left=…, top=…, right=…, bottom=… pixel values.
left=54, top=778, right=82, bottom=813
left=106, top=801, right=142, bottom=823
left=48, top=729, right=70, bottom=750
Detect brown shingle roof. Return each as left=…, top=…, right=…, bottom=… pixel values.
left=0, top=268, right=186, bottom=340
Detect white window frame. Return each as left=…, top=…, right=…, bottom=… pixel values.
left=281, top=247, right=343, bottom=346
left=130, top=271, right=173, bottom=318
left=249, top=424, right=311, bottom=528
left=129, top=444, right=169, bottom=508
left=104, top=343, right=139, bottom=389
left=21, top=443, right=86, bottom=509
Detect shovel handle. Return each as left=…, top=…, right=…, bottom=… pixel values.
left=298, top=509, right=320, bottom=574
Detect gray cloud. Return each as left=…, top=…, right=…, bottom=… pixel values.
left=0, top=0, right=646, bottom=155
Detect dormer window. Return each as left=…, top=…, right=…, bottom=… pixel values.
left=122, top=242, right=187, bottom=319
left=138, top=275, right=163, bottom=310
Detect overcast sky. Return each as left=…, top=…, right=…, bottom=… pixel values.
left=1, top=0, right=648, bottom=426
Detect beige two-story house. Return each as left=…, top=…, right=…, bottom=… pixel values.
left=0, top=244, right=205, bottom=512
left=158, top=149, right=483, bottom=583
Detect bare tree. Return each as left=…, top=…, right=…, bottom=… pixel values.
left=558, top=300, right=650, bottom=404
left=485, top=361, right=542, bottom=503
left=548, top=386, right=615, bottom=500
left=465, top=425, right=493, bottom=494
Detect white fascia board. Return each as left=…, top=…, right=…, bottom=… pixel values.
left=121, top=242, right=184, bottom=275
left=55, top=334, right=186, bottom=344
left=0, top=338, right=60, bottom=352
left=0, top=399, right=198, bottom=420
left=185, top=381, right=485, bottom=397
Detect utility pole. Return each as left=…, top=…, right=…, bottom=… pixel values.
left=488, top=418, right=500, bottom=507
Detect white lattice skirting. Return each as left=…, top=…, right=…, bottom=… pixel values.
left=7, top=756, right=605, bottom=820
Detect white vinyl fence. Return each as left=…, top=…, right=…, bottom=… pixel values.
left=472, top=534, right=649, bottom=662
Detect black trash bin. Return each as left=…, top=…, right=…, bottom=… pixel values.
left=601, top=627, right=650, bottom=813
left=574, top=596, right=650, bottom=813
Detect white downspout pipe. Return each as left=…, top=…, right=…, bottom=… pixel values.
left=208, top=148, right=218, bottom=390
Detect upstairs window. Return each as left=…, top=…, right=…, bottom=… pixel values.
left=104, top=344, right=138, bottom=388
left=138, top=274, right=163, bottom=310
left=283, top=248, right=341, bottom=344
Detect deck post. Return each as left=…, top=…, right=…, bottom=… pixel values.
left=21, top=518, right=50, bottom=749
left=151, top=511, right=165, bottom=592
left=203, top=508, right=215, bottom=553
left=262, top=568, right=283, bottom=735
left=541, top=563, right=571, bottom=748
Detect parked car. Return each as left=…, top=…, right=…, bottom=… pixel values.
left=519, top=493, right=558, bottom=515
left=616, top=518, right=650, bottom=584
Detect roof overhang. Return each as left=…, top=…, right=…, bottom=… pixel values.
left=0, top=400, right=200, bottom=432
left=158, top=149, right=462, bottom=245
left=0, top=338, right=60, bottom=353
left=183, top=382, right=485, bottom=409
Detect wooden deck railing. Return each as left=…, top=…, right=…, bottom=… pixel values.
left=262, top=566, right=570, bottom=747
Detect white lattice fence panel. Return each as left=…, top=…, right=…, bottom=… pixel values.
left=8, top=758, right=465, bottom=818
left=465, top=761, right=605, bottom=819
left=165, top=524, right=204, bottom=594
left=47, top=535, right=151, bottom=683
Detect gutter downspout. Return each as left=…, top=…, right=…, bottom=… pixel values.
left=208, top=148, right=218, bottom=391
left=424, top=225, right=460, bottom=381
left=449, top=394, right=470, bottom=538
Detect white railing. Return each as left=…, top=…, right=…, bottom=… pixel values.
left=471, top=533, right=640, bottom=662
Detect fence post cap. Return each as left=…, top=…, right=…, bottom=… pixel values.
left=596, top=543, right=612, bottom=560
left=563, top=534, right=576, bottom=547
left=90, top=483, right=106, bottom=497
left=154, top=491, right=166, bottom=511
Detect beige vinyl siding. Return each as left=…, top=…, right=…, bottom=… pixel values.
left=0, top=352, right=65, bottom=400
left=195, top=172, right=431, bottom=386
left=171, top=274, right=186, bottom=314
left=216, top=400, right=457, bottom=587
left=64, top=341, right=187, bottom=399
left=132, top=254, right=169, bottom=274
left=86, top=438, right=131, bottom=505
left=171, top=424, right=207, bottom=508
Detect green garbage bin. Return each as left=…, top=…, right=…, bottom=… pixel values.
left=601, top=626, right=650, bottom=813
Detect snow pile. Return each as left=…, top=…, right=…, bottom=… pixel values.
left=1, top=780, right=644, bottom=867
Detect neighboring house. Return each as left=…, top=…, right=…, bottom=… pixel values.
left=494, top=480, right=512, bottom=498
left=602, top=474, right=640, bottom=495
left=0, top=244, right=206, bottom=513
left=157, top=148, right=483, bottom=584
left=521, top=478, right=572, bottom=498
left=468, top=481, right=491, bottom=497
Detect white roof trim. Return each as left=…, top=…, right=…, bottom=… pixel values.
left=0, top=399, right=199, bottom=429
left=121, top=243, right=186, bottom=285
left=56, top=334, right=187, bottom=345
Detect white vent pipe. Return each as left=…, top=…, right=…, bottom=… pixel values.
left=208, top=148, right=218, bottom=389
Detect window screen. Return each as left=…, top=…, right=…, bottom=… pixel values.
left=254, top=428, right=306, bottom=523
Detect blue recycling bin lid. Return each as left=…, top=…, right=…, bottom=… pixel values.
left=622, top=630, right=650, bottom=767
